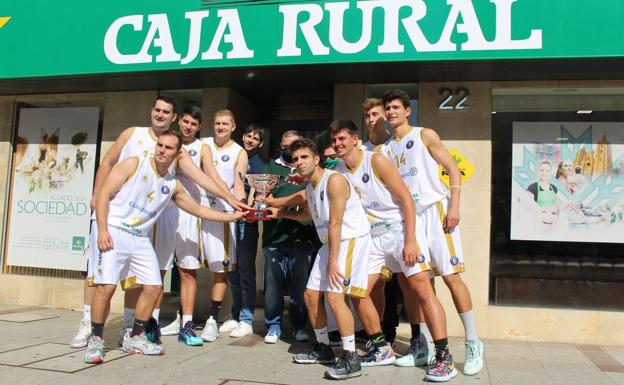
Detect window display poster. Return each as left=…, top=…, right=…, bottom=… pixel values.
left=6, top=107, right=98, bottom=270
left=511, top=122, right=624, bottom=243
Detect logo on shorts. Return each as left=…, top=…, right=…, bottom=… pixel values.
left=161, top=185, right=171, bottom=194
left=406, top=140, right=414, bottom=149
left=343, top=278, right=351, bottom=286
left=362, top=173, right=370, bottom=183
left=188, top=149, right=197, bottom=156
left=450, top=256, right=459, bottom=265
left=417, top=254, right=425, bottom=263
left=221, top=154, right=230, bottom=162
left=320, top=191, right=325, bottom=201
left=222, top=258, right=231, bottom=266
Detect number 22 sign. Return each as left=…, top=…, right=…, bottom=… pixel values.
left=438, top=87, right=469, bottom=110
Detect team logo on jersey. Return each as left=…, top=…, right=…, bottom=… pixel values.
left=401, top=167, right=418, bottom=178
left=188, top=149, right=197, bottom=156
left=147, top=190, right=155, bottom=203
left=417, top=254, right=425, bottom=263
left=222, top=258, right=231, bottom=266
left=161, top=185, right=171, bottom=194
left=362, top=173, right=370, bottom=183
left=406, top=140, right=414, bottom=149
left=450, top=256, right=459, bottom=265
left=343, top=278, right=351, bottom=286
left=221, top=154, right=230, bottom=162
left=320, top=191, right=325, bottom=201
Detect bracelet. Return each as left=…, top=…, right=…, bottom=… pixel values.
left=449, top=185, right=461, bottom=190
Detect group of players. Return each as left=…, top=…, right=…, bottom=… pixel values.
left=69, top=89, right=483, bottom=382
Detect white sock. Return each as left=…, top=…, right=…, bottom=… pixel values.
left=83, top=305, right=91, bottom=322
left=182, top=315, right=193, bottom=325
left=341, top=335, right=356, bottom=352
left=152, top=308, right=160, bottom=322
left=420, top=322, right=434, bottom=349
left=314, top=327, right=330, bottom=345
left=459, top=310, right=479, bottom=341
left=123, top=308, right=135, bottom=329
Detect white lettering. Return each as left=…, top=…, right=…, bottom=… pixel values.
left=485, top=0, right=542, bottom=50
left=378, top=0, right=442, bottom=53
left=325, top=2, right=374, bottom=54
left=104, top=15, right=151, bottom=64
left=277, top=4, right=329, bottom=56
left=181, top=10, right=210, bottom=65
left=139, top=14, right=181, bottom=63
left=202, top=9, right=254, bottom=60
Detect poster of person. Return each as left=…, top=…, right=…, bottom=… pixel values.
left=511, top=122, right=624, bottom=243
left=6, top=107, right=99, bottom=271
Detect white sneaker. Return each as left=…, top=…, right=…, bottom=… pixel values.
left=218, top=319, right=238, bottom=333
left=70, top=319, right=91, bottom=348
left=463, top=339, right=484, bottom=375
left=230, top=321, right=253, bottom=338
left=118, top=328, right=131, bottom=347
left=160, top=312, right=181, bottom=336
left=200, top=316, right=219, bottom=342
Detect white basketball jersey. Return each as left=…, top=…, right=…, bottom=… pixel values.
left=335, top=150, right=402, bottom=236
left=203, top=137, right=243, bottom=211
left=107, top=157, right=177, bottom=236
left=306, top=169, right=370, bottom=244
left=381, top=127, right=447, bottom=210
left=119, top=127, right=157, bottom=161
left=175, top=139, right=203, bottom=203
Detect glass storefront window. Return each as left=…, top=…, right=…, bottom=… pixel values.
left=490, top=87, right=624, bottom=310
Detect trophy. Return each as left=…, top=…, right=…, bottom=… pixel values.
left=245, top=174, right=282, bottom=221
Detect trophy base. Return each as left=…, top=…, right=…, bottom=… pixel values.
left=245, top=209, right=271, bottom=221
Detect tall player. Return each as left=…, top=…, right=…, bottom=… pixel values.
left=381, top=89, right=484, bottom=376
left=274, top=138, right=371, bottom=380
left=84, top=132, right=244, bottom=364
left=331, top=120, right=454, bottom=381
left=70, top=97, right=243, bottom=349
left=199, top=109, right=248, bottom=342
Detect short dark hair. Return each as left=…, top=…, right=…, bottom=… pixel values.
left=382, top=89, right=411, bottom=109
left=244, top=124, right=266, bottom=143
left=282, top=130, right=301, bottom=141
left=290, top=138, right=318, bottom=156
left=159, top=130, right=183, bottom=151
left=329, top=119, right=359, bottom=137
left=154, top=95, right=177, bottom=113
left=182, top=105, right=202, bottom=123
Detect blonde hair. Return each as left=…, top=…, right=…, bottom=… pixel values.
left=214, top=109, right=236, bottom=124
left=362, top=98, right=383, bottom=112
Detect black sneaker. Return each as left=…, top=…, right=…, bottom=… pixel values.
left=293, top=343, right=336, bottom=364
left=324, top=351, right=362, bottom=380
left=328, top=330, right=341, bottom=348
left=145, top=317, right=161, bottom=345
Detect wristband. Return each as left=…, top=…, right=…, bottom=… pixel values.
left=449, top=185, right=461, bottom=190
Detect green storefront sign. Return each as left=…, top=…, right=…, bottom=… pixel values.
left=1, top=0, right=623, bottom=79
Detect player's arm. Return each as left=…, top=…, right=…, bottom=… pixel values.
left=422, top=128, right=460, bottom=231
left=268, top=200, right=312, bottom=221
left=233, top=149, right=248, bottom=202
left=265, top=189, right=306, bottom=208
left=199, top=144, right=232, bottom=198
left=95, top=156, right=140, bottom=251
left=90, top=127, right=135, bottom=209
left=327, top=174, right=349, bottom=290
left=172, top=182, right=246, bottom=222
left=372, top=153, right=419, bottom=266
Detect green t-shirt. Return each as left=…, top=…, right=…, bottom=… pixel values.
left=262, top=158, right=320, bottom=247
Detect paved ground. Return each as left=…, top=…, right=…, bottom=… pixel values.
left=1, top=303, right=624, bottom=385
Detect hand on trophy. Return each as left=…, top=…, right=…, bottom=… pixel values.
left=244, top=174, right=282, bottom=221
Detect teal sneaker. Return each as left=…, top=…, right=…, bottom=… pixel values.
left=145, top=317, right=161, bottom=344
left=84, top=336, right=105, bottom=364
left=178, top=321, right=204, bottom=346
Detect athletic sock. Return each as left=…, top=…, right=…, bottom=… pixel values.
left=91, top=322, right=104, bottom=338
left=130, top=319, right=148, bottom=337
left=459, top=310, right=479, bottom=341
left=210, top=301, right=222, bottom=320
left=151, top=308, right=160, bottom=322
left=434, top=338, right=449, bottom=360
left=123, top=308, right=135, bottom=329
left=369, top=332, right=387, bottom=348
left=83, top=305, right=91, bottom=322
left=420, top=322, right=434, bottom=349
left=341, top=335, right=356, bottom=352
left=314, top=327, right=330, bottom=345
left=182, top=315, right=193, bottom=326
left=410, top=323, right=420, bottom=340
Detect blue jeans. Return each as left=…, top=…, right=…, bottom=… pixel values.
left=263, top=240, right=313, bottom=331
left=228, top=221, right=259, bottom=324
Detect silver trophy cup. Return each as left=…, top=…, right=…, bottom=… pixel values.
left=245, top=174, right=282, bottom=221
